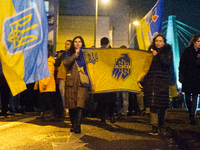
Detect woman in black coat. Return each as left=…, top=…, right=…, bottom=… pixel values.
left=143, top=34, right=173, bottom=135
left=179, top=34, right=200, bottom=125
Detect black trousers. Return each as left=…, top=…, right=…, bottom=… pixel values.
left=0, top=85, right=10, bottom=114
left=98, top=102, right=116, bottom=120
left=20, top=83, right=36, bottom=112
left=150, top=107, right=167, bottom=127
left=53, top=84, right=64, bottom=117
left=39, top=92, right=55, bottom=112
left=185, top=92, right=198, bottom=119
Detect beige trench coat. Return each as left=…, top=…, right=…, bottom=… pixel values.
left=63, top=53, right=88, bottom=109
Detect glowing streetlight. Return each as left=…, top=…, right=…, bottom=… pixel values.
left=128, top=20, right=140, bottom=48
left=133, top=21, right=139, bottom=26
left=102, top=0, right=109, bottom=3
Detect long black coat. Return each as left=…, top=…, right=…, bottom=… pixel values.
left=143, top=44, right=173, bottom=108
left=179, top=46, right=200, bottom=93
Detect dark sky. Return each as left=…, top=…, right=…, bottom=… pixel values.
left=127, top=0, right=200, bottom=52
left=60, top=0, right=200, bottom=51
left=127, top=0, right=200, bottom=30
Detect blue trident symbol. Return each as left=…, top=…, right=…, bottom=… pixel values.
left=112, top=54, right=131, bottom=80
left=88, top=53, right=98, bottom=64
left=7, top=13, right=38, bottom=49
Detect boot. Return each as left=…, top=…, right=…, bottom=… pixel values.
left=99, top=119, right=106, bottom=125
left=149, top=125, right=158, bottom=135
left=110, top=115, right=115, bottom=123
left=158, top=124, right=165, bottom=135
left=189, top=115, right=198, bottom=125
left=74, top=108, right=82, bottom=134
left=69, top=109, right=76, bottom=132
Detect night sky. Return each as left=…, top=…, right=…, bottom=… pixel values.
left=60, top=0, right=200, bottom=51
left=127, top=0, right=200, bottom=52
left=128, top=0, right=200, bottom=29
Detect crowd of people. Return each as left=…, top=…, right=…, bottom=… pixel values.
left=0, top=34, right=200, bottom=136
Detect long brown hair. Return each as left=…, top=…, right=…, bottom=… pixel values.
left=188, top=34, right=200, bottom=47
left=148, top=34, right=166, bottom=51
left=69, top=36, right=85, bottom=55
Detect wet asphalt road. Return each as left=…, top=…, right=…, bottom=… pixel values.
left=0, top=112, right=178, bottom=150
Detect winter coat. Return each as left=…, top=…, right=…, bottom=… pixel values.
left=34, top=56, right=56, bottom=93
left=179, top=46, right=200, bottom=93
left=55, top=51, right=67, bottom=80
left=143, top=44, right=173, bottom=108
left=63, top=52, right=88, bottom=109
left=57, top=61, right=66, bottom=80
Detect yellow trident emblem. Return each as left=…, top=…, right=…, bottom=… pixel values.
left=7, top=13, right=38, bottom=49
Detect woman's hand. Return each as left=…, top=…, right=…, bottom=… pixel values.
left=150, top=49, right=157, bottom=56
left=75, top=49, right=80, bottom=57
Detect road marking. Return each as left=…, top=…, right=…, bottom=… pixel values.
left=0, top=116, right=36, bottom=131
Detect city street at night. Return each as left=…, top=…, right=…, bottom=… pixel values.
left=0, top=109, right=200, bottom=150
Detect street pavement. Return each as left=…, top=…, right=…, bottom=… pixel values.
left=0, top=109, right=199, bottom=150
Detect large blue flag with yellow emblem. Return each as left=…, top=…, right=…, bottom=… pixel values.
left=83, top=48, right=153, bottom=93
left=0, top=0, right=49, bottom=96
left=136, top=0, right=163, bottom=50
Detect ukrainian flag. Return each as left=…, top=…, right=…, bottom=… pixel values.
left=83, top=48, right=153, bottom=93
left=137, top=0, right=163, bottom=50
left=0, top=0, right=49, bottom=96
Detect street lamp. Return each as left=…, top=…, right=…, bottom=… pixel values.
left=128, top=20, right=139, bottom=48
left=94, top=0, right=98, bottom=47
left=94, top=0, right=108, bottom=47
left=102, top=0, right=109, bottom=3
left=133, top=21, right=139, bottom=26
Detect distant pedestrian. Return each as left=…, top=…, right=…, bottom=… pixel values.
left=143, top=34, right=173, bottom=135
left=179, top=34, right=200, bottom=125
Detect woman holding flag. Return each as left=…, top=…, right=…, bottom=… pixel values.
left=63, top=36, right=88, bottom=134
left=143, top=34, right=173, bottom=135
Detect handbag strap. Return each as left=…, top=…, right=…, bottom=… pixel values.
left=75, top=61, right=81, bottom=72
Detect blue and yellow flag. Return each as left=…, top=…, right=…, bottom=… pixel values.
left=83, top=48, right=153, bottom=93
left=0, top=0, right=49, bottom=96
left=136, top=0, right=163, bottom=50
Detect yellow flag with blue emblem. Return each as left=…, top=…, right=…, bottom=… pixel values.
left=83, top=48, right=153, bottom=93
left=0, top=0, right=50, bottom=96
left=137, top=0, right=163, bottom=50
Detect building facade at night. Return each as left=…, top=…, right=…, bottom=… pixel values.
left=57, top=0, right=131, bottom=50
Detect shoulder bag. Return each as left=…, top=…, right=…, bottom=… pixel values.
left=75, top=61, right=89, bottom=87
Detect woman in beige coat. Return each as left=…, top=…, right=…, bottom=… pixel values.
left=63, top=36, right=88, bottom=134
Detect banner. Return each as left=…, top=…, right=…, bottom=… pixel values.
left=0, top=0, right=50, bottom=96
left=83, top=48, right=153, bottom=93
left=136, top=0, right=163, bottom=50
